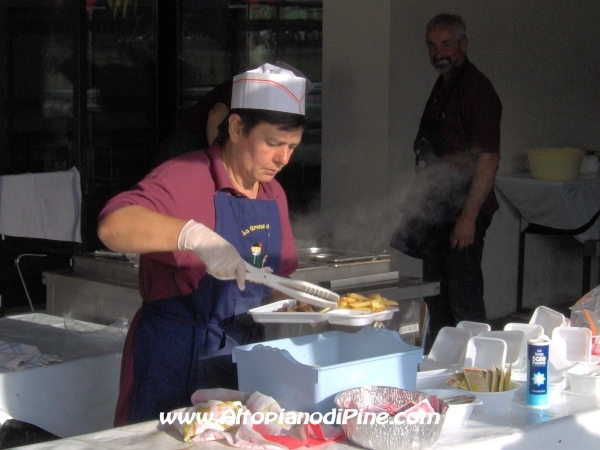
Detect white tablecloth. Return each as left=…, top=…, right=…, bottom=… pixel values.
left=14, top=385, right=600, bottom=449
left=495, top=172, right=600, bottom=242
left=0, top=313, right=124, bottom=438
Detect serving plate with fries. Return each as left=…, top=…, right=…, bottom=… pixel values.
left=249, top=299, right=330, bottom=324
left=336, top=292, right=399, bottom=312
left=249, top=292, right=399, bottom=326
left=328, top=292, right=399, bottom=325
left=326, top=307, right=397, bottom=326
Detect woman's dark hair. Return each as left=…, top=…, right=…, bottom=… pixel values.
left=216, top=108, right=307, bottom=144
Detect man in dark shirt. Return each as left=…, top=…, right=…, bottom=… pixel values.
left=393, top=13, right=502, bottom=340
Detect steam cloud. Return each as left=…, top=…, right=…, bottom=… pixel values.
left=292, top=152, right=476, bottom=255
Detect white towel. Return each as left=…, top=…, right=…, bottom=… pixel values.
left=0, top=341, right=62, bottom=371
left=0, top=167, right=81, bottom=242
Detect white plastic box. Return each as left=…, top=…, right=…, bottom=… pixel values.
left=232, top=327, right=423, bottom=414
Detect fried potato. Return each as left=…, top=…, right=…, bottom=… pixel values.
left=335, top=293, right=398, bottom=313
left=380, top=298, right=399, bottom=306
left=348, top=292, right=370, bottom=301
left=349, top=300, right=375, bottom=308
left=369, top=301, right=386, bottom=312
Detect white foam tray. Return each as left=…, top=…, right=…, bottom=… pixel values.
left=464, top=336, right=507, bottom=370
left=456, top=321, right=491, bottom=336
left=552, top=327, right=595, bottom=363
left=428, top=326, right=471, bottom=366
left=249, top=299, right=328, bottom=324
left=530, top=305, right=568, bottom=337
left=478, top=330, right=526, bottom=369
left=326, top=307, right=397, bottom=326
left=249, top=299, right=397, bottom=326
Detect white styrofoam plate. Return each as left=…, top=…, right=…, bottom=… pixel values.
left=504, top=322, right=543, bottom=340
left=419, top=357, right=461, bottom=372
left=552, top=327, right=592, bottom=363
left=428, top=327, right=471, bottom=366
left=504, top=323, right=544, bottom=371
left=416, top=367, right=456, bottom=390
left=464, top=336, right=507, bottom=370
left=451, top=381, right=521, bottom=413
left=456, top=321, right=491, bottom=336
left=530, top=306, right=566, bottom=337
left=566, top=363, right=600, bottom=395
left=325, top=307, right=397, bottom=326
left=418, top=363, right=453, bottom=374
left=249, top=300, right=329, bottom=324
left=545, top=338, right=578, bottom=372
left=419, top=389, right=482, bottom=427
left=478, top=330, right=526, bottom=368
left=249, top=300, right=398, bottom=326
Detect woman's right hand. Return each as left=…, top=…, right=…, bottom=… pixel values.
left=178, top=220, right=246, bottom=290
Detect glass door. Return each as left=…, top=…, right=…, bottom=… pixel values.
left=0, top=0, right=322, bottom=251
left=179, top=0, right=323, bottom=215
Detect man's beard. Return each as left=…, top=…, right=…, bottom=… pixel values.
left=432, top=54, right=465, bottom=75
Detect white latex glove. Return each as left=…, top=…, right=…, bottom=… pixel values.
left=178, top=220, right=246, bottom=290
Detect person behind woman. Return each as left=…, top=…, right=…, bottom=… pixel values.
left=97, top=64, right=308, bottom=426
left=154, top=61, right=313, bottom=167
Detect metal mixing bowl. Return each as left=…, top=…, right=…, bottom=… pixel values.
left=334, top=386, right=447, bottom=450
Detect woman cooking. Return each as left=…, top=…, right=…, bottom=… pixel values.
left=97, top=64, right=307, bottom=426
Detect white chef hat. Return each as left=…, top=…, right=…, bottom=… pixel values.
left=231, top=63, right=308, bottom=115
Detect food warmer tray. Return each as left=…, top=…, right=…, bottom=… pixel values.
left=296, top=247, right=389, bottom=265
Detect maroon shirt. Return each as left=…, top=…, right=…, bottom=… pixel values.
left=99, top=143, right=298, bottom=301
left=421, top=58, right=502, bottom=216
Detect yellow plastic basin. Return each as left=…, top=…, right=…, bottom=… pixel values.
left=526, top=147, right=584, bottom=181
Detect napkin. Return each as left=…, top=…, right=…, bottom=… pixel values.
left=170, top=388, right=345, bottom=449
left=0, top=341, right=62, bottom=371
left=0, top=167, right=82, bottom=242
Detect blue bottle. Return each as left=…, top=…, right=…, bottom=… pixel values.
left=526, top=338, right=550, bottom=407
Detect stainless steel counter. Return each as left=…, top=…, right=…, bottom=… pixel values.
left=43, top=270, right=142, bottom=326
left=43, top=250, right=439, bottom=330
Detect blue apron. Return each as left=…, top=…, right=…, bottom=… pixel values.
left=128, top=191, right=282, bottom=424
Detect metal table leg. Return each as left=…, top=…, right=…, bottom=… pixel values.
left=517, top=229, right=526, bottom=312
left=15, top=254, right=47, bottom=313
left=583, top=240, right=600, bottom=294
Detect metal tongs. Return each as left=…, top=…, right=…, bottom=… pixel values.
left=244, top=261, right=339, bottom=309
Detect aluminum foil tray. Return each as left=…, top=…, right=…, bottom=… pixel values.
left=334, top=386, right=446, bottom=450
